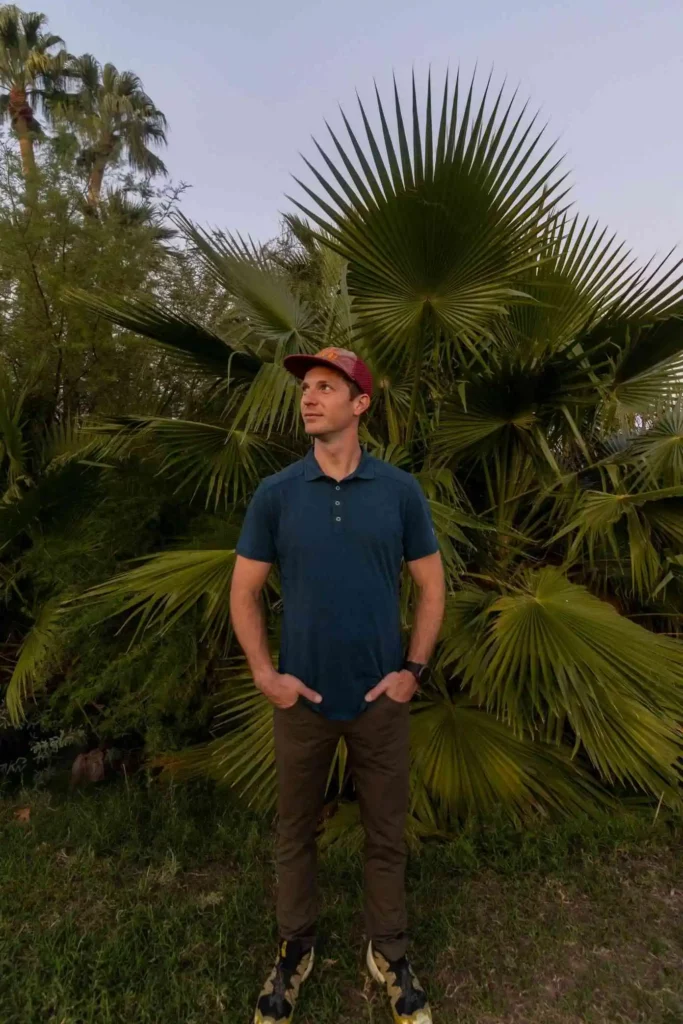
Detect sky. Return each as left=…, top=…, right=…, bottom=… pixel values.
left=43, top=0, right=683, bottom=263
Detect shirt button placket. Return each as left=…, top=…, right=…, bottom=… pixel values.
left=334, top=484, right=342, bottom=525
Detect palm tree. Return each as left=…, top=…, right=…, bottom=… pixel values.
left=67, top=54, right=168, bottom=209
left=0, top=5, right=66, bottom=178
left=20, top=71, right=683, bottom=837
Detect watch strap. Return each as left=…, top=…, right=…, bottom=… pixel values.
left=403, top=659, right=428, bottom=683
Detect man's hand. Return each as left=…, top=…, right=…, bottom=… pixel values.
left=255, top=669, right=322, bottom=709
left=365, top=669, right=417, bottom=704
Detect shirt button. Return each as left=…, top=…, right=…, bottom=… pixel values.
left=335, top=500, right=340, bottom=506
left=335, top=516, right=341, bottom=522
left=335, top=485, right=341, bottom=490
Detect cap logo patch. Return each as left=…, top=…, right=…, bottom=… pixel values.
left=318, top=348, right=339, bottom=360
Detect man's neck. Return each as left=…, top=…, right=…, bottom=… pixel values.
left=312, top=434, right=363, bottom=482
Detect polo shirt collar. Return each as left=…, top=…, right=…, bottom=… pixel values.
left=303, top=446, right=375, bottom=482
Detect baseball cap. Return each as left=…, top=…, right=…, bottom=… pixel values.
left=283, top=347, right=373, bottom=398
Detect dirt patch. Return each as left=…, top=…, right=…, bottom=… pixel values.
left=430, top=860, right=683, bottom=1024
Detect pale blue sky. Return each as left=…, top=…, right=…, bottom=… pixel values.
left=45, top=0, right=683, bottom=261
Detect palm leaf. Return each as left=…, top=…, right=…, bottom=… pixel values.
left=64, top=289, right=260, bottom=380
left=553, top=485, right=683, bottom=595
left=87, top=416, right=284, bottom=509
left=0, top=461, right=98, bottom=548
left=456, top=569, right=683, bottom=802
left=228, top=362, right=307, bottom=438
left=431, top=388, right=513, bottom=461
left=225, top=259, right=321, bottom=356
left=318, top=798, right=446, bottom=853
left=644, top=499, right=683, bottom=549
left=6, top=599, right=64, bottom=725
left=627, top=406, right=683, bottom=483
left=147, top=666, right=278, bottom=812
left=613, top=315, right=683, bottom=383
left=176, top=214, right=322, bottom=357
left=290, top=70, right=567, bottom=374
left=173, top=212, right=269, bottom=283
left=506, top=213, right=637, bottom=359
left=408, top=692, right=612, bottom=829
left=75, top=548, right=237, bottom=643
left=39, top=416, right=100, bottom=467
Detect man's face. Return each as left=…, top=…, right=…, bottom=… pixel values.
left=300, top=365, right=368, bottom=437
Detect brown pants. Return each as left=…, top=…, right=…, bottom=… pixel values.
left=273, top=693, right=411, bottom=961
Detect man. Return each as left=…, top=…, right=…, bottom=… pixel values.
left=230, top=346, right=446, bottom=1024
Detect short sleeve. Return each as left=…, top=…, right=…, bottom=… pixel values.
left=235, top=481, right=278, bottom=563
left=403, top=478, right=439, bottom=562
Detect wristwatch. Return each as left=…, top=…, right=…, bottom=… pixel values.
left=403, top=660, right=429, bottom=688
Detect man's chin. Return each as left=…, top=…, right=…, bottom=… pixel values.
left=304, top=420, right=328, bottom=436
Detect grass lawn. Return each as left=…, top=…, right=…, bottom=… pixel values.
left=1, top=778, right=682, bottom=1023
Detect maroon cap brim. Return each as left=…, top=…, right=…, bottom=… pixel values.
left=283, top=354, right=356, bottom=384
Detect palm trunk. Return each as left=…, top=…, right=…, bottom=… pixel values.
left=87, top=146, right=112, bottom=209
left=15, top=118, right=35, bottom=177
left=9, top=87, right=36, bottom=179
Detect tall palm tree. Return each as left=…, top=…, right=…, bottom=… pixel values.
left=17, top=72, right=683, bottom=837
left=67, top=54, right=168, bottom=209
left=0, top=5, right=66, bottom=178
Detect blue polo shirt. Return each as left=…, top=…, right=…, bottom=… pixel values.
left=235, top=447, right=439, bottom=720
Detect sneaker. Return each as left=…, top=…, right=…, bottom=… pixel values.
left=366, top=941, right=433, bottom=1024
left=253, top=938, right=315, bottom=1024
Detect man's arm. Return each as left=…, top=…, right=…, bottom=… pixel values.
left=229, top=555, right=277, bottom=684
left=365, top=551, right=445, bottom=702
left=230, top=555, right=322, bottom=707
left=404, top=550, right=446, bottom=663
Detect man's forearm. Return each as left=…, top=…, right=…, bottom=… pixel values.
left=230, top=590, right=275, bottom=682
left=406, top=581, right=446, bottom=663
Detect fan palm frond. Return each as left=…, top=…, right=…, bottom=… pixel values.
left=452, top=569, right=683, bottom=803
left=64, top=288, right=261, bottom=380
left=0, top=460, right=98, bottom=548
left=627, top=406, right=683, bottom=484
left=409, top=692, right=612, bottom=829
left=178, top=215, right=323, bottom=358
left=228, top=362, right=306, bottom=438
left=147, top=659, right=278, bottom=812
left=89, top=415, right=285, bottom=509
left=76, top=548, right=237, bottom=643
left=291, top=70, right=567, bottom=383
left=6, top=598, right=63, bottom=725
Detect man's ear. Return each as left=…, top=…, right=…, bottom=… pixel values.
left=355, top=393, right=371, bottom=415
